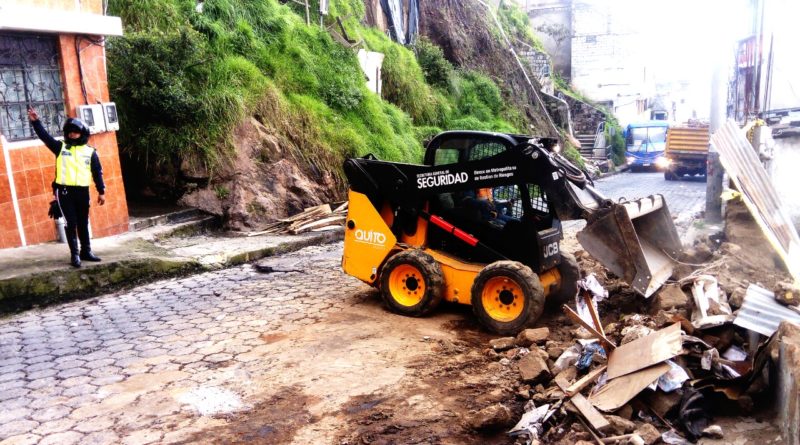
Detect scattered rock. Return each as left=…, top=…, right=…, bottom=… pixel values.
left=635, top=423, right=661, bottom=445
left=516, top=385, right=531, bottom=400
left=516, top=327, right=550, bottom=347
left=650, top=284, right=689, bottom=314
left=606, top=415, right=635, bottom=435
left=620, top=325, right=652, bottom=345
left=517, top=353, right=551, bottom=383
left=490, top=337, right=516, bottom=351
left=644, top=389, right=682, bottom=417
left=546, top=344, right=565, bottom=360
left=728, top=286, right=747, bottom=309
left=775, top=281, right=800, bottom=306
left=572, top=327, right=596, bottom=339
left=469, top=403, right=513, bottom=430
left=616, top=404, right=633, bottom=420
left=604, top=322, right=619, bottom=335
left=720, top=242, right=742, bottom=255
left=683, top=243, right=713, bottom=263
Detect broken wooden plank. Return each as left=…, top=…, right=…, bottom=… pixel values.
left=278, top=204, right=332, bottom=223
left=566, top=365, right=607, bottom=397
left=607, top=322, right=682, bottom=380
left=562, top=305, right=617, bottom=351
left=290, top=216, right=346, bottom=234
left=332, top=201, right=348, bottom=213
left=583, top=291, right=605, bottom=337
left=588, top=362, right=671, bottom=412
left=570, top=393, right=611, bottom=435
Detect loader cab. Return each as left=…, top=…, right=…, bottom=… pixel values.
left=423, top=132, right=561, bottom=272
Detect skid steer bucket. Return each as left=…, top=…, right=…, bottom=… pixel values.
left=577, top=195, right=681, bottom=297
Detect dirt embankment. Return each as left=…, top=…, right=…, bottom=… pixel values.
left=178, top=116, right=339, bottom=231
left=418, top=0, right=553, bottom=135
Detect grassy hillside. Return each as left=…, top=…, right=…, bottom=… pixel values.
left=107, top=0, right=527, bottom=180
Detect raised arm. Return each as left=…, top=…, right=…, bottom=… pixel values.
left=27, top=108, right=61, bottom=154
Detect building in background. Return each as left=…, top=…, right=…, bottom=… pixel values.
left=0, top=1, right=128, bottom=249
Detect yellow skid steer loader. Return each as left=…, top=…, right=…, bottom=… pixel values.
left=341, top=131, right=681, bottom=334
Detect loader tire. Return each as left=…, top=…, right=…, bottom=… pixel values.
left=548, top=252, right=580, bottom=306
left=380, top=249, right=444, bottom=317
left=664, top=170, right=677, bottom=181
left=471, top=261, right=545, bottom=335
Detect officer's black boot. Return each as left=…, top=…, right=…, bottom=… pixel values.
left=67, top=232, right=81, bottom=268
left=77, top=220, right=100, bottom=262
left=80, top=249, right=102, bottom=262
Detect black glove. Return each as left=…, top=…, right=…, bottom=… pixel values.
left=48, top=200, right=62, bottom=219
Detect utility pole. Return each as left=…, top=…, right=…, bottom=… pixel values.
left=706, top=62, right=726, bottom=223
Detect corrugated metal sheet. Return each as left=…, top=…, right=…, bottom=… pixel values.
left=667, top=127, right=709, bottom=153
left=712, top=120, right=800, bottom=282
left=733, top=284, right=800, bottom=336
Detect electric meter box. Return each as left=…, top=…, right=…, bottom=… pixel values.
left=101, top=102, right=119, bottom=132
left=75, top=104, right=106, bottom=134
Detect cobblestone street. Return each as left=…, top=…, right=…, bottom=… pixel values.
left=0, top=245, right=375, bottom=445
left=0, top=172, right=711, bottom=445
left=593, top=171, right=707, bottom=225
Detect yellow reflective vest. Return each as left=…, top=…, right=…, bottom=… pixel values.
left=55, top=142, right=95, bottom=187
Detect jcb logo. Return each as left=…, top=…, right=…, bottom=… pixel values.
left=354, top=229, right=387, bottom=246
left=543, top=242, right=559, bottom=258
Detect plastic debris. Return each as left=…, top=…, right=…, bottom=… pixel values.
left=657, top=360, right=690, bottom=392
left=678, top=387, right=710, bottom=441
left=507, top=402, right=553, bottom=442
left=576, top=342, right=606, bottom=371
left=552, top=344, right=582, bottom=375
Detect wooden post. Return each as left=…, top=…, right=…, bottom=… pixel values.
left=304, top=0, right=310, bottom=25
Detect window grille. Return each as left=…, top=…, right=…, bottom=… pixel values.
left=0, top=33, right=65, bottom=142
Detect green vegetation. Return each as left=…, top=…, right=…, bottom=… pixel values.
left=107, top=0, right=525, bottom=177
left=497, top=1, right=545, bottom=52
left=604, top=116, right=626, bottom=166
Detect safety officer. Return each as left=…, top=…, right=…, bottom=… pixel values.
left=28, top=108, right=106, bottom=268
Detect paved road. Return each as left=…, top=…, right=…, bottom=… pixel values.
left=593, top=171, right=707, bottom=224
left=0, top=244, right=368, bottom=445
left=0, top=172, right=709, bottom=444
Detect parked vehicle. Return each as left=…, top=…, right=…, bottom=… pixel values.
left=663, top=124, right=709, bottom=181
left=341, top=131, right=682, bottom=334
left=624, top=121, right=670, bottom=171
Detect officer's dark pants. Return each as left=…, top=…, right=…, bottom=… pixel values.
left=56, top=186, right=91, bottom=255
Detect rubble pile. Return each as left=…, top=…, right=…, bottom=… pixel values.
left=476, top=238, right=799, bottom=445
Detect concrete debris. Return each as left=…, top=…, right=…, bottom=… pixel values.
left=633, top=424, right=661, bottom=445
left=516, top=327, right=551, bottom=347
left=470, top=403, right=513, bottom=430
left=517, top=352, right=551, bottom=383
left=605, top=414, right=635, bottom=435
left=650, top=284, right=690, bottom=314
left=490, top=336, right=517, bottom=351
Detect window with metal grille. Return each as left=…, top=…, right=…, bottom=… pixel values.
left=0, top=33, right=65, bottom=142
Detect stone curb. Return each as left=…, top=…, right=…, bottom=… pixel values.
left=0, top=230, right=344, bottom=315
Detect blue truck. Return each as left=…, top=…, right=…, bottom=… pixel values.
left=624, top=121, right=670, bottom=172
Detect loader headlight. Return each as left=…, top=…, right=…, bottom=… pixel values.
left=552, top=144, right=561, bottom=153
left=626, top=156, right=635, bottom=164
left=655, top=156, right=671, bottom=168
